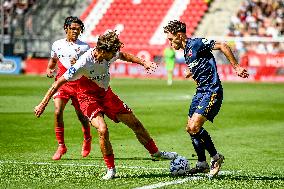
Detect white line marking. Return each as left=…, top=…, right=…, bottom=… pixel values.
left=134, top=170, right=242, bottom=189
left=0, top=160, right=167, bottom=170
left=134, top=176, right=203, bottom=189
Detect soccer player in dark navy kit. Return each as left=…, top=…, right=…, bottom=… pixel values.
left=163, top=20, right=249, bottom=177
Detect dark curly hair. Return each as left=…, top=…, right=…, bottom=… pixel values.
left=163, top=20, right=186, bottom=34
left=64, top=16, right=85, bottom=33
left=96, top=30, right=124, bottom=53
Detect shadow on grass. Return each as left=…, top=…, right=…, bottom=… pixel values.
left=217, top=174, right=284, bottom=181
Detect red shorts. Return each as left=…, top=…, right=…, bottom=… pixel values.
left=53, top=81, right=81, bottom=111
left=78, top=87, right=132, bottom=123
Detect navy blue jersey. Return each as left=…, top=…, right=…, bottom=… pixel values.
left=184, top=38, right=222, bottom=92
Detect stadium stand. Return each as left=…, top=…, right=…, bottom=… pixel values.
left=226, top=0, right=283, bottom=54
left=2, top=0, right=89, bottom=58
left=3, top=0, right=210, bottom=58
left=80, top=0, right=209, bottom=56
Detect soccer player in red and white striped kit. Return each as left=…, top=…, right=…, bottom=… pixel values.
left=35, top=30, right=178, bottom=179
left=46, top=16, right=92, bottom=160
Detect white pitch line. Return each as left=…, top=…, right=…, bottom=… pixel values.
left=134, top=170, right=242, bottom=189
left=134, top=176, right=203, bottom=189
left=0, top=160, right=167, bottom=170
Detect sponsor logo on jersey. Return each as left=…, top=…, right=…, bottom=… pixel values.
left=89, top=72, right=110, bottom=81
left=188, top=59, right=200, bottom=69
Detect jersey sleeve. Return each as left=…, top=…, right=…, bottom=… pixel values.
left=50, top=42, right=58, bottom=58
left=63, top=53, right=87, bottom=81
left=196, top=38, right=215, bottom=53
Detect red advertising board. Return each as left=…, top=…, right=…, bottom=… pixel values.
left=245, top=51, right=284, bottom=67
left=25, top=58, right=48, bottom=74
left=25, top=53, right=284, bottom=82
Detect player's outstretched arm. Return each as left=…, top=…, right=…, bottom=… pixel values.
left=213, top=42, right=249, bottom=78
left=119, top=52, right=157, bottom=73
left=46, top=57, right=58, bottom=78
left=34, top=77, right=67, bottom=118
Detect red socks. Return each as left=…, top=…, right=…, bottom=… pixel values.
left=55, top=124, right=64, bottom=145
left=103, top=154, right=115, bottom=169
left=55, top=124, right=91, bottom=145
left=144, top=139, right=159, bottom=154
left=82, top=125, right=91, bottom=140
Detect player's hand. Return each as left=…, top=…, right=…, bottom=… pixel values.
left=34, top=103, right=47, bottom=118
left=46, top=68, right=56, bottom=78
left=143, top=61, right=158, bottom=74
left=235, top=66, right=249, bottom=78
left=184, top=67, right=192, bottom=78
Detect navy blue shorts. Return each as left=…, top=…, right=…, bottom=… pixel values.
left=188, top=90, right=223, bottom=122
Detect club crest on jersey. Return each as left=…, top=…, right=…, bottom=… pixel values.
left=186, top=49, right=192, bottom=57
left=68, top=67, right=76, bottom=75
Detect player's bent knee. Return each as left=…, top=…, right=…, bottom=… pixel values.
left=54, top=108, right=63, bottom=117
left=186, top=123, right=201, bottom=135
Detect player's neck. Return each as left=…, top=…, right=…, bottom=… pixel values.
left=180, top=34, right=187, bottom=50
left=92, top=49, right=102, bottom=62
left=66, top=37, right=77, bottom=43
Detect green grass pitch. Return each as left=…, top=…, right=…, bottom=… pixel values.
left=0, top=75, right=283, bottom=188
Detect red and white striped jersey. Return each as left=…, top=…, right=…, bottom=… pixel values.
left=51, top=38, right=90, bottom=78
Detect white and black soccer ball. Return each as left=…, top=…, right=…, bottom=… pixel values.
left=169, top=156, right=190, bottom=176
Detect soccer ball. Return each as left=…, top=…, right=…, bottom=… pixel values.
left=169, top=156, right=190, bottom=176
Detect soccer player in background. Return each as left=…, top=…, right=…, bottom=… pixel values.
left=163, top=20, right=249, bottom=177
left=34, top=30, right=178, bottom=180
left=163, top=46, right=176, bottom=85
left=46, top=16, right=92, bottom=160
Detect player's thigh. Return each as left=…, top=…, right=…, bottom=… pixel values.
left=71, top=97, right=88, bottom=122
left=53, top=98, right=68, bottom=114
left=103, top=88, right=132, bottom=123
left=90, top=113, right=107, bottom=132
left=117, top=112, right=142, bottom=128
left=195, top=92, right=223, bottom=122
left=188, top=92, right=203, bottom=118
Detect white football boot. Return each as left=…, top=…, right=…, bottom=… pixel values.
left=102, top=168, right=116, bottom=180
left=151, top=151, right=178, bottom=161
left=209, top=153, right=225, bottom=178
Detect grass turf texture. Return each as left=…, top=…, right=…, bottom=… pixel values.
left=0, top=75, right=283, bottom=188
